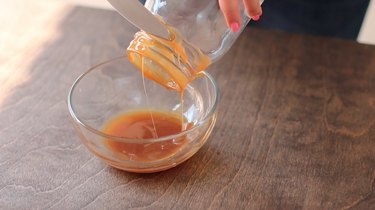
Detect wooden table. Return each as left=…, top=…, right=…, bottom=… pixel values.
left=1, top=1, right=374, bottom=209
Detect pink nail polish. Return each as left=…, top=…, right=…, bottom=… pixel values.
left=230, top=22, right=240, bottom=32
left=252, top=15, right=260, bottom=21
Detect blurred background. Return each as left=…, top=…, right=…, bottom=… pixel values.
left=62, top=0, right=375, bottom=45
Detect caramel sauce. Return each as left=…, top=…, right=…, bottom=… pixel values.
left=103, top=110, right=188, bottom=162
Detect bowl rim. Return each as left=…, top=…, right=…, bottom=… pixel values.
left=67, top=56, right=220, bottom=143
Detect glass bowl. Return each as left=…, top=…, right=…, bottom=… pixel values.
left=67, top=56, right=219, bottom=173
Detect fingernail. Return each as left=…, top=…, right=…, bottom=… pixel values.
left=230, top=22, right=240, bottom=32
left=252, top=15, right=261, bottom=21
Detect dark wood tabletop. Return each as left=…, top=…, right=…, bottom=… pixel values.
left=1, top=2, right=374, bottom=210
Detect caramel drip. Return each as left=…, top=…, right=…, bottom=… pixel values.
left=127, top=23, right=211, bottom=92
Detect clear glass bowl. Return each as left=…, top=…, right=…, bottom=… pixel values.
left=67, top=56, right=219, bottom=173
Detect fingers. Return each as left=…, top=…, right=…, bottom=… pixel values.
left=219, top=0, right=262, bottom=32
left=219, top=0, right=241, bottom=32
left=243, top=0, right=262, bottom=20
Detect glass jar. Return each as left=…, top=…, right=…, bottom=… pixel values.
left=127, top=0, right=259, bottom=91
left=144, top=0, right=255, bottom=62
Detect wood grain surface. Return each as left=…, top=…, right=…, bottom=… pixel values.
left=1, top=1, right=375, bottom=209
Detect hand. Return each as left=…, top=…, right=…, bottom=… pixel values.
left=219, top=0, right=262, bottom=32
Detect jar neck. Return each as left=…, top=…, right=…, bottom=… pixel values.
left=127, top=26, right=211, bottom=92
